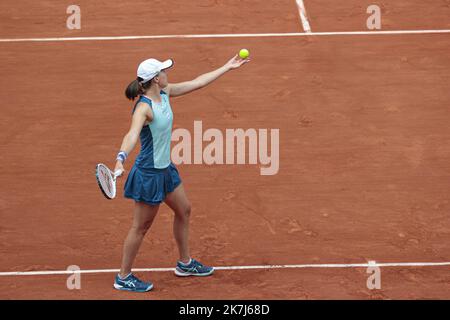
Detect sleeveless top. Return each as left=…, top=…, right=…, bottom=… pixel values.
left=131, top=91, right=173, bottom=170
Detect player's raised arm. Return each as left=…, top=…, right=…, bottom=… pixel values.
left=114, top=103, right=152, bottom=174
left=166, top=53, right=250, bottom=98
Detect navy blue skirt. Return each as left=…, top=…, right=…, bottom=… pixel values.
left=123, top=162, right=182, bottom=205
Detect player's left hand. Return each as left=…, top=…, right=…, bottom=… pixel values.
left=225, top=54, right=251, bottom=70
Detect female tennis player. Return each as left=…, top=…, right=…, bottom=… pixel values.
left=112, top=54, right=250, bottom=292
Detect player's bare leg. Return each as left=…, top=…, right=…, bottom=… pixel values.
left=165, top=183, right=214, bottom=276
left=119, top=201, right=160, bottom=278
left=164, top=183, right=191, bottom=263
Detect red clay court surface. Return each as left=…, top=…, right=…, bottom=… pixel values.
left=1, top=1, right=450, bottom=299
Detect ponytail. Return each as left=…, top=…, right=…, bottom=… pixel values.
left=125, top=77, right=152, bottom=101
left=125, top=78, right=141, bottom=101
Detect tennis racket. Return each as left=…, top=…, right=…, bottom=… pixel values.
left=95, top=163, right=124, bottom=199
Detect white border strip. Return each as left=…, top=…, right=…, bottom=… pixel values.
left=1, top=261, right=450, bottom=276
left=295, top=0, right=312, bottom=32
left=0, top=29, right=450, bottom=43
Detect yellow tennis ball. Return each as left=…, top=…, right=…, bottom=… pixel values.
left=239, top=49, right=249, bottom=59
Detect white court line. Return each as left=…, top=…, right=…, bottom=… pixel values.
left=1, top=29, right=450, bottom=43
left=295, top=0, right=312, bottom=32
left=1, top=261, right=450, bottom=276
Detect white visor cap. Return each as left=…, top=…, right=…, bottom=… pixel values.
left=137, top=58, right=174, bottom=83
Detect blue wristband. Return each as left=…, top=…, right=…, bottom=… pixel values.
left=116, top=151, right=128, bottom=163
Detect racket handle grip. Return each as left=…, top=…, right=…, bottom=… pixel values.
left=114, top=169, right=124, bottom=177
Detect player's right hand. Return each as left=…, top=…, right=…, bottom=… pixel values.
left=114, top=161, right=125, bottom=177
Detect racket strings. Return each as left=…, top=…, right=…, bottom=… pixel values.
left=96, top=164, right=117, bottom=199
left=100, top=170, right=113, bottom=193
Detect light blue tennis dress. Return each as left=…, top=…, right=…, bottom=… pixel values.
left=123, top=91, right=182, bottom=205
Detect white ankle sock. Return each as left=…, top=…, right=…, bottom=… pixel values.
left=179, top=258, right=192, bottom=266
left=118, top=272, right=132, bottom=280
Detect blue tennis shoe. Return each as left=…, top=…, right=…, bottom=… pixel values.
left=175, top=258, right=214, bottom=277
left=113, top=273, right=153, bottom=292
